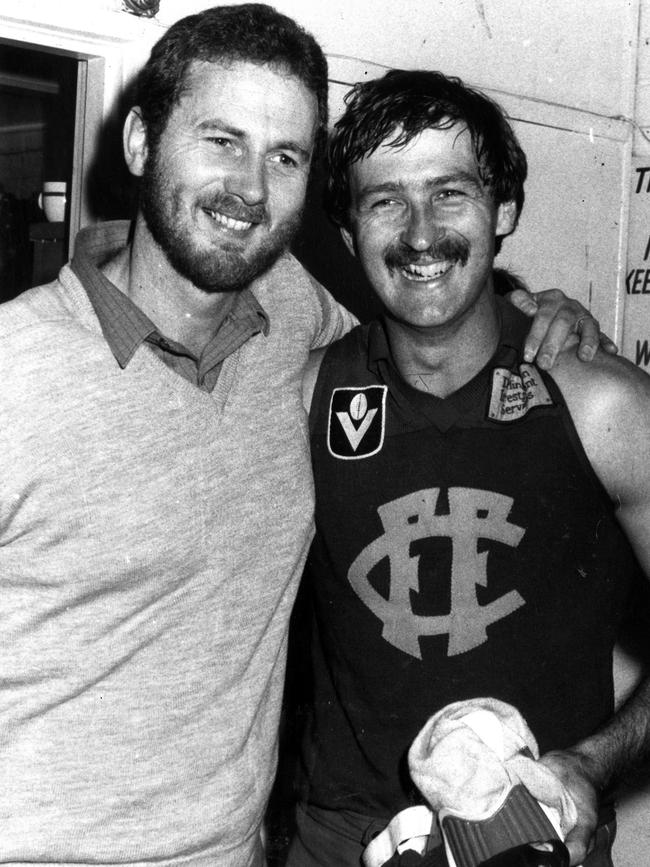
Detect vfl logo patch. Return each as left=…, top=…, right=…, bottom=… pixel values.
left=488, top=363, right=553, bottom=423
left=328, top=385, right=387, bottom=459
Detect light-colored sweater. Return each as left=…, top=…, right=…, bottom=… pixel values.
left=0, top=241, right=355, bottom=866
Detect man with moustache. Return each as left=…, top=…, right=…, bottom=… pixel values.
left=290, top=70, right=650, bottom=867
left=0, top=6, right=607, bottom=867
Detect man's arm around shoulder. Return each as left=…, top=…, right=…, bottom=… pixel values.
left=540, top=350, right=650, bottom=865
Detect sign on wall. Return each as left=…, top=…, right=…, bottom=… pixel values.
left=624, top=158, right=650, bottom=369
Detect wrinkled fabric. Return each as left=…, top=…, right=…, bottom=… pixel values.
left=408, top=698, right=577, bottom=834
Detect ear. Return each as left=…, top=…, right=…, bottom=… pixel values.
left=495, top=199, right=517, bottom=237
left=123, top=107, right=148, bottom=178
left=340, top=225, right=357, bottom=258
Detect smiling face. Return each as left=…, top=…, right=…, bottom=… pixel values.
left=125, top=59, right=318, bottom=293
left=341, top=124, right=516, bottom=331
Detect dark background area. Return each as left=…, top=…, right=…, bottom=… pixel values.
left=0, top=42, right=77, bottom=301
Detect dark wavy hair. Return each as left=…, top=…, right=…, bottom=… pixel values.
left=326, top=69, right=527, bottom=252
left=134, top=4, right=328, bottom=155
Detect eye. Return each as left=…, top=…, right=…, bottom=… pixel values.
left=270, top=153, right=299, bottom=168
left=436, top=188, right=464, bottom=200
left=206, top=136, right=234, bottom=149
left=370, top=198, right=400, bottom=209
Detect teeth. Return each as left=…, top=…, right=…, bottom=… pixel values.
left=207, top=210, right=253, bottom=232
left=401, top=260, right=453, bottom=282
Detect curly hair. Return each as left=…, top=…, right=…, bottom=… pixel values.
left=134, top=4, right=328, bottom=155
left=326, top=69, right=527, bottom=250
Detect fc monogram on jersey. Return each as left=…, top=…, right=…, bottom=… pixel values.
left=348, top=487, right=526, bottom=658
left=327, top=386, right=387, bottom=459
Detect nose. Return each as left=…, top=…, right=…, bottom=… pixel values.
left=224, top=152, right=267, bottom=206
left=400, top=201, right=443, bottom=251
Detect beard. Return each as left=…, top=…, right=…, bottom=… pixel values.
left=139, top=151, right=303, bottom=294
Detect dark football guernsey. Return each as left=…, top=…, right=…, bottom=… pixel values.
left=299, top=300, right=638, bottom=818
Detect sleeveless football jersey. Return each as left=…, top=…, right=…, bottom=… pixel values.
left=298, top=300, right=638, bottom=819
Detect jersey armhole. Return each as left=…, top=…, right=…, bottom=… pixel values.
left=543, top=370, right=617, bottom=513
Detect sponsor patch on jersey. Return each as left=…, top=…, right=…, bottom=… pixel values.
left=487, top=363, right=554, bottom=423
left=327, top=385, right=388, bottom=459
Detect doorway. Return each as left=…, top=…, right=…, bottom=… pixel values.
left=0, top=40, right=94, bottom=300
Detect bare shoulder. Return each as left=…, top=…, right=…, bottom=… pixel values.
left=550, top=347, right=650, bottom=424
left=548, top=348, right=650, bottom=505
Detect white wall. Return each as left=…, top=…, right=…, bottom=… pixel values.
left=158, top=0, right=633, bottom=118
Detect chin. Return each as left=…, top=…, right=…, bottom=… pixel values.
left=386, top=300, right=448, bottom=325
left=169, top=240, right=277, bottom=293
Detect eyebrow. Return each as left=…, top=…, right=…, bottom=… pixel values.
left=196, top=119, right=312, bottom=162
left=429, top=171, right=483, bottom=190
left=358, top=171, right=484, bottom=200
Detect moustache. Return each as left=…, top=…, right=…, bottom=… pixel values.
left=384, top=236, right=470, bottom=271
left=201, top=193, right=268, bottom=225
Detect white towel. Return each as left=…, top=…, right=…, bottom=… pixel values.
left=408, top=697, right=577, bottom=834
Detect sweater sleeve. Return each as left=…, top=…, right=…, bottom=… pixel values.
left=306, top=272, right=359, bottom=350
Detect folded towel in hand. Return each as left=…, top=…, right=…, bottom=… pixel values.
left=408, top=697, right=577, bottom=836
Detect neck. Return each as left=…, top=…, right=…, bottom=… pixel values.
left=102, top=216, right=241, bottom=356
left=388, top=292, right=501, bottom=398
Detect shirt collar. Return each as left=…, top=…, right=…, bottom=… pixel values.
left=71, top=251, right=156, bottom=368
left=70, top=221, right=270, bottom=368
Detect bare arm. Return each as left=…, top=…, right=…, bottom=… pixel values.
left=538, top=353, right=650, bottom=865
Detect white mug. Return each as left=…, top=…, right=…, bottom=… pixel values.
left=38, top=181, right=67, bottom=223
